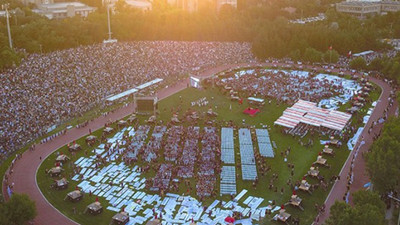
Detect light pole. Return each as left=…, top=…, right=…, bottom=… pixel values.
left=103, top=0, right=117, bottom=43
left=2, top=4, right=13, bottom=49
left=107, top=0, right=112, bottom=40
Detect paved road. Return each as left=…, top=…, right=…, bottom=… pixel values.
left=2, top=62, right=396, bottom=225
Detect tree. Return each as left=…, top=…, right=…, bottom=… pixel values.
left=353, top=189, right=385, bottom=210
left=368, top=57, right=383, bottom=71
left=349, top=57, right=367, bottom=70
left=303, top=48, right=323, bottom=63
left=326, top=191, right=386, bottom=225
left=351, top=204, right=386, bottom=225
left=325, top=201, right=353, bottom=225
left=0, top=203, right=10, bottom=225
left=366, top=117, right=400, bottom=194
left=3, top=193, right=37, bottom=225
left=289, top=49, right=301, bottom=61
left=323, top=50, right=339, bottom=64
left=388, top=61, right=400, bottom=83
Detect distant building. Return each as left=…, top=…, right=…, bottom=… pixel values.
left=125, top=0, right=152, bottom=11
left=336, top=1, right=400, bottom=19
left=381, top=1, right=400, bottom=12
left=167, top=0, right=199, bottom=12
left=166, top=0, right=237, bottom=12
left=336, top=1, right=381, bottom=19
left=32, top=2, right=96, bottom=19
left=22, top=0, right=53, bottom=6
left=216, top=0, right=237, bottom=11
left=101, top=0, right=152, bottom=11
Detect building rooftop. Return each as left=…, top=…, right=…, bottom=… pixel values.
left=341, top=0, right=400, bottom=4
left=125, top=0, right=152, bottom=8
left=43, top=2, right=86, bottom=8
left=381, top=1, right=400, bottom=4
left=339, top=1, right=381, bottom=5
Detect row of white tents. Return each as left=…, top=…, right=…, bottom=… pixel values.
left=274, top=99, right=352, bottom=132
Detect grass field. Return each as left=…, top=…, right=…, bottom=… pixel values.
left=36, top=75, right=381, bottom=225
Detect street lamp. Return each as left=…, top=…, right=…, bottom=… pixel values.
left=2, top=3, right=13, bottom=49
left=107, top=0, right=112, bottom=40
left=103, top=0, right=117, bottom=43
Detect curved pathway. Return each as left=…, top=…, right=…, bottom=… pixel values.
left=2, top=62, right=396, bottom=225
left=316, top=77, right=398, bottom=224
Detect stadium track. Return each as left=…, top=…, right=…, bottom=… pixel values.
left=2, top=62, right=397, bottom=225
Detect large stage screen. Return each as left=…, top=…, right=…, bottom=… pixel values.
left=136, top=97, right=157, bottom=112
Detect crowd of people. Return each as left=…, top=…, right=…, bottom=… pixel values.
left=217, top=69, right=345, bottom=105
left=197, top=127, right=220, bottom=198
left=337, top=49, right=398, bottom=67
left=0, top=41, right=254, bottom=160
left=142, top=125, right=221, bottom=199
left=191, top=97, right=209, bottom=107
left=125, top=125, right=151, bottom=163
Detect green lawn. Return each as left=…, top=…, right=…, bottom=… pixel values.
left=37, top=76, right=381, bottom=225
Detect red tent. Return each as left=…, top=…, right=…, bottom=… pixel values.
left=243, top=108, right=260, bottom=117
left=225, top=217, right=235, bottom=223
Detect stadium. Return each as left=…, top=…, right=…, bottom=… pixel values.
left=0, top=39, right=397, bottom=225
left=1, top=1, right=400, bottom=223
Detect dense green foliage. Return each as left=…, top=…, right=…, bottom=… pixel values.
left=1, top=0, right=400, bottom=70
left=0, top=193, right=37, bottom=225
left=366, top=117, right=400, bottom=194
left=326, top=190, right=386, bottom=225
left=350, top=57, right=367, bottom=70
left=379, top=55, right=400, bottom=83
left=251, top=9, right=398, bottom=60
left=348, top=52, right=400, bottom=83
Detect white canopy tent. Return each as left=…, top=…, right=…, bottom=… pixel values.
left=106, top=88, right=138, bottom=102
left=190, top=76, right=201, bottom=89
left=247, top=97, right=264, bottom=103
left=106, top=78, right=163, bottom=102
left=274, top=99, right=352, bottom=132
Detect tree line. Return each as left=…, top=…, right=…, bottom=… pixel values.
left=349, top=54, right=400, bottom=83
left=1, top=0, right=400, bottom=70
